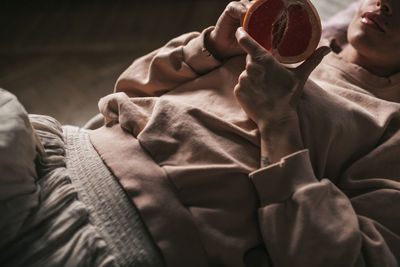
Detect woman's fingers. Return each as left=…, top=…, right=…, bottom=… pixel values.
left=220, top=1, right=247, bottom=26
left=208, top=1, right=251, bottom=60
left=296, top=46, right=331, bottom=80
left=235, top=27, right=265, bottom=59
left=237, top=25, right=330, bottom=82
left=290, top=46, right=331, bottom=101
left=235, top=26, right=330, bottom=111
left=240, top=0, right=253, bottom=10
left=236, top=27, right=276, bottom=65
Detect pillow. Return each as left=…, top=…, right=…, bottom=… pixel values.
left=0, top=88, right=39, bottom=248
left=321, top=0, right=362, bottom=52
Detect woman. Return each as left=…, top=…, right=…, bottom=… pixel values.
left=87, top=0, right=400, bottom=265
left=1, top=0, right=399, bottom=266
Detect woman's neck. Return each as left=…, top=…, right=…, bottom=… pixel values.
left=339, top=45, right=398, bottom=77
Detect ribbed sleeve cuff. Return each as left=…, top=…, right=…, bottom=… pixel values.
left=249, top=149, right=318, bottom=206
left=182, top=26, right=222, bottom=74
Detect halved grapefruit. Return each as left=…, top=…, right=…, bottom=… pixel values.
left=243, top=0, right=322, bottom=63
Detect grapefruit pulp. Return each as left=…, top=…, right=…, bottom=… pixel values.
left=243, top=0, right=322, bottom=63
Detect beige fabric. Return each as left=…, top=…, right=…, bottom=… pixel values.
left=90, top=28, right=400, bottom=266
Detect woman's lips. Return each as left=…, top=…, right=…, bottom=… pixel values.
left=361, top=12, right=388, bottom=32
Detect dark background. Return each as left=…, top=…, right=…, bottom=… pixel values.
left=0, top=0, right=230, bottom=126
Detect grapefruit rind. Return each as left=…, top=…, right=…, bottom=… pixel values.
left=243, top=0, right=322, bottom=64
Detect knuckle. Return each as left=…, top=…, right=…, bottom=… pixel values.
left=240, top=0, right=252, bottom=9
left=225, top=2, right=239, bottom=13
left=257, top=54, right=272, bottom=65
left=234, top=84, right=243, bottom=98
left=225, top=1, right=246, bottom=17
left=246, top=64, right=262, bottom=75
left=233, top=84, right=240, bottom=93
left=238, top=72, right=248, bottom=84
left=248, top=50, right=270, bottom=65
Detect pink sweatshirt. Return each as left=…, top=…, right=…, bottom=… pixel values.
left=89, top=28, right=400, bottom=267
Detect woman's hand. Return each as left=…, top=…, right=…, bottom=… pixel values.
left=234, top=27, right=330, bottom=165
left=205, top=0, right=252, bottom=60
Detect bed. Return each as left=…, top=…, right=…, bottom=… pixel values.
left=1, top=1, right=359, bottom=266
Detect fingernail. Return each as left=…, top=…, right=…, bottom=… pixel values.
left=236, top=27, right=246, bottom=39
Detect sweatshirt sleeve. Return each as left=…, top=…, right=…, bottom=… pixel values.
left=249, top=149, right=400, bottom=267
left=114, top=26, right=221, bottom=98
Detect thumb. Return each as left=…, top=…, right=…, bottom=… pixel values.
left=235, top=27, right=269, bottom=61
left=296, top=46, right=331, bottom=79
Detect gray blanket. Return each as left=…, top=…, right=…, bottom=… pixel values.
left=0, top=89, right=163, bottom=266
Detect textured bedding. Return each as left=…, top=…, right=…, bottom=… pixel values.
left=0, top=89, right=163, bottom=266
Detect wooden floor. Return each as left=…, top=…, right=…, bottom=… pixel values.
left=0, top=0, right=342, bottom=126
